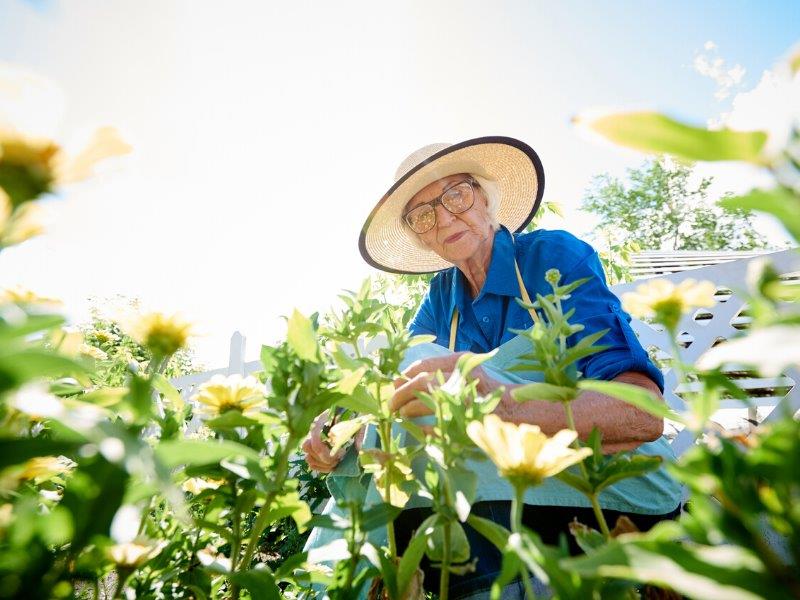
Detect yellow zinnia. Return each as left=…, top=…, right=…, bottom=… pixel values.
left=467, top=414, right=592, bottom=487
left=123, top=311, right=193, bottom=358
left=622, top=278, right=717, bottom=331
left=191, top=374, right=266, bottom=419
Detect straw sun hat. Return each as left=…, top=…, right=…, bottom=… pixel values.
left=358, top=136, right=545, bottom=274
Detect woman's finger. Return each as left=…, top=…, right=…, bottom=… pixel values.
left=399, top=399, right=434, bottom=418
left=390, top=371, right=434, bottom=412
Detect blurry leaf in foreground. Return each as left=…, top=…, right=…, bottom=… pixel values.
left=720, top=187, right=800, bottom=243
left=573, top=110, right=768, bottom=164
left=696, top=325, right=800, bottom=377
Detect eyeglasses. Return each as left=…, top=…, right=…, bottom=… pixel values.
left=403, top=178, right=476, bottom=234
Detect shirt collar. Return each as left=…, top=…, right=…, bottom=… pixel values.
left=480, top=226, right=520, bottom=299
left=447, top=226, right=520, bottom=320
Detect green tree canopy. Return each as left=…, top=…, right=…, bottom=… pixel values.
left=581, top=158, right=769, bottom=251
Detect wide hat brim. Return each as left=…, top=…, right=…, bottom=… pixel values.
left=359, top=136, right=545, bottom=274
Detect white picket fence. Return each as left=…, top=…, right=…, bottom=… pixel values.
left=171, top=248, right=800, bottom=457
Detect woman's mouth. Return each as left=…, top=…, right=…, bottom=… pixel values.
left=444, top=231, right=466, bottom=244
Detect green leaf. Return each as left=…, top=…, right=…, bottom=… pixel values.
left=426, top=521, right=471, bottom=564
left=556, top=470, right=593, bottom=495
left=569, top=520, right=606, bottom=554
left=447, top=465, right=478, bottom=522
left=720, top=187, right=800, bottom=242
left=263, top=491, right=312, bottom=532
left=360, top=502, right=402, bottom=532
left=0, top=313, right=65, bottom=341
left=457, top=349, right=498, bottom=378
left=227, top=570, right=280, bottom=600
left=155, top=439, right=262, bottom=469
left=336, top=384, right=381, bottom=415
left=152, top=374, right=184, bottom=411
left=397, top=516, right=437, bottom=596
left=0, top=438, right=82, bottom=470
left=594, top=455, right=663, bottom=494
left=0, top=348, right=89, bottom=381
left=335, top=366, right=368, bottom=395
left=466, top=514, right=510, bottom=551
left=578, top=111, right=768, bottom=163
left=578, top=380, right=684, bottom=424
left=562, top=538, right=786, bottom=600
left=205, top=411, right=261, bottom=429
left=286, top=309, right=319, bottom=363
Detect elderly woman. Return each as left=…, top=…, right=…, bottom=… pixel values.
left=304, top=137, right=682, bottom=598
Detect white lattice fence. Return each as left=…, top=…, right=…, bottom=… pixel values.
left=612, top=248, right=800, bottom=455
left=171, top=248, right=800, bottom=456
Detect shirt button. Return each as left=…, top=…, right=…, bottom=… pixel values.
left=482, top=316, right=490, bottom=323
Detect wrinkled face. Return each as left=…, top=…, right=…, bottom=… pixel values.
left=404, top=174, right=494, bottom=264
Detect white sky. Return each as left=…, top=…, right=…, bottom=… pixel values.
left=0, top=1, right=796, bottom=366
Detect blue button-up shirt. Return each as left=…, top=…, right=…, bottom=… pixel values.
left=409, top=226, right=664, bottom=390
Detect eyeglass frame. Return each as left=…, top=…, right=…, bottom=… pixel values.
left=402, top=177, right=478, bottom=234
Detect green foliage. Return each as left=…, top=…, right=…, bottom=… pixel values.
left=582, top=157, right=769, bottom=252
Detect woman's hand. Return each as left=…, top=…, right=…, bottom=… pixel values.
left=301, top=410, right=345, bottom=473
left=390, top=352, right=500, bottom=417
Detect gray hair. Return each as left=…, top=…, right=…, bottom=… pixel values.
left=402, top=175, right=501, bottom=249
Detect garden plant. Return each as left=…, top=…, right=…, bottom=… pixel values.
left=0, top=44, right=798, bottom=600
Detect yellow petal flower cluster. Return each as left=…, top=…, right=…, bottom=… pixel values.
left=622, top=278, right=717, bottom=330
left=467, top=414, right=592, bottom=487
left=107, top=539, right=165, bottom=568
left=182, top=477, right=225, bottom=495
left=17, top=455, right=76, bottom=483
left=0, top=284, right=61, bottom=307
left=123, top=311, right=193, bottom=358
left=191, top=374, right=267, bottom=419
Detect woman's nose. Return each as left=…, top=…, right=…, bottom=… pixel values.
left=434, top=202, right=455, bottom=227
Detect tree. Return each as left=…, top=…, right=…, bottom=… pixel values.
left=581, top=158, right=769, bottom=251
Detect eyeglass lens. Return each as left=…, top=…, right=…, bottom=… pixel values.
left=405, top=181, right=474, bottom=234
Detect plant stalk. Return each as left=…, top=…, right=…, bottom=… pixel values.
left=564, top=403, right=611, bottom=539
left=512, top=484, right=536, bottom=600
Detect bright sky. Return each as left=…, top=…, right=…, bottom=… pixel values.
left=0, top=0, right=798, bottom=366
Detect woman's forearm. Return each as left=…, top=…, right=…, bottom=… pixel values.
left=492, top=371, right=664, bottom=449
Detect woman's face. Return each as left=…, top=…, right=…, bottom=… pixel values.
left=404, top=174, right=494, bottom=264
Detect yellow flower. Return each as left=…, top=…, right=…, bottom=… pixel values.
left=467, top=415, right=592, bottom=486
left=0, top=125, right=130, bottom=204
left=0, top=284, right=61, bottom=307
left=107, top=539, right=165, bottom=568
left=123, top=311, right=192, bottom=357
left=622, top=278, right=717, bottom=330
left=0, top=191, right=45, bottom=247
left=182, top=477, right=224, bottom=494
left=191, top=374, right=266, bottom=418
left=18, top=455, right=75, bottom=483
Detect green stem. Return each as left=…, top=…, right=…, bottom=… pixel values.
left=238, top=442, right=293, bottom=571
left=589, top=493, right=611, bottom=538
left=440, top=521, right=451, bottom=600
left=564, top=403, right=611, bottom=539
left=376, top=381, right=398, bottom=559
left=512, top=484, right=536, bottom=600
left=230, top=484, right=241, bottom=572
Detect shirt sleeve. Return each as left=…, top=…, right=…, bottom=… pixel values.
left=559, top=246, right=665, bottom=392
left=408, top=289, right=437, bottom=337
